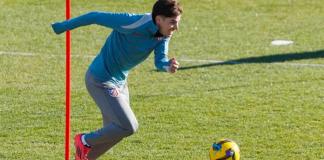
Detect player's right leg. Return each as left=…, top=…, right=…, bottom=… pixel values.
left=74, top=133, right=91, bottom=160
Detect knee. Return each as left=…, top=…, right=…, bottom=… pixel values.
left=123, top=119, right=139, bottom=137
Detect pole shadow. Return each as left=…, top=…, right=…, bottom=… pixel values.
left=179, top=50, right=324, bottom=70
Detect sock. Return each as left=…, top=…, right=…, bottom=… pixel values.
left=81, top=134, right=91, bottom=148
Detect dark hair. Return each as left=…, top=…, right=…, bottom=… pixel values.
left=152, top=0, right=183, bottom=24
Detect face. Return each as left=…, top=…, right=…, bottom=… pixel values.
left=156, top=15, right=181, bottom=37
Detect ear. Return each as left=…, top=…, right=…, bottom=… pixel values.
left=155, top=15, right=163, bottom=25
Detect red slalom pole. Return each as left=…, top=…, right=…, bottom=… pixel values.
left=65, top=0, right=71, bottom=159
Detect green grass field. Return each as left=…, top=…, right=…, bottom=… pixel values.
left=1, top=0, right=323, bottom=159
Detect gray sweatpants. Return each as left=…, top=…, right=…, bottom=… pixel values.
left=84, top=71, right=138, bottom=160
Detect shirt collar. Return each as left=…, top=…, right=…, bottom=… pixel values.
left=149, top=20, right=159, bottom=36
left=148, top=14, right=167, bottom=39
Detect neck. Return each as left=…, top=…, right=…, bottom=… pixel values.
left=154, top=31, right=164, bottom=37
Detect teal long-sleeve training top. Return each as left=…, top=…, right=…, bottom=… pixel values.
left=52, top=11, right=171, bottom=86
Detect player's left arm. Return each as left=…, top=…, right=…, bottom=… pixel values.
left=51, top=11, right=140, bottom=34
left=154, top=38, right=179, bottom=73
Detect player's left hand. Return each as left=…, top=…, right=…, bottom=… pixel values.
left=169, top=58, right=179, bottom=73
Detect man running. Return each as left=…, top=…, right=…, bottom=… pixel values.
left=52, top=0, right=182, bottom=159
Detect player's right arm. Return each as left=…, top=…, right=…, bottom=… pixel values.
left=51, top=11, right=139, bottom=34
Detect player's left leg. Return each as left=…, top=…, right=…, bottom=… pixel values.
left=81, top=72, right=137, bottom=159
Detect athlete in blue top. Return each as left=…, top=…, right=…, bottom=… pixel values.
left=52, top=0, right=182, bottom=159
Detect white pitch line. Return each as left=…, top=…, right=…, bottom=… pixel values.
left=0, top=51, right=95, bottom=58
left=178, top=59, right=230, bottom=63
left=1, top=51, right=324, bottom=68
left=0, top=51, right=36, bottom=56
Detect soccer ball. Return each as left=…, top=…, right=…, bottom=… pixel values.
left=209, top=139, right=240, bottom=160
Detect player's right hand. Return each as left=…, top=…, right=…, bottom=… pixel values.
left=169, top=58, right=179, bottom=73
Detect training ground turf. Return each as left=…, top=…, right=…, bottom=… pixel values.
left=0, top=0, right=323, bottom=159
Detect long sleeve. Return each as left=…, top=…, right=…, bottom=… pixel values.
left=154, top=38, right=170, bottom=72
left=51, top=11, right=141, bottom=34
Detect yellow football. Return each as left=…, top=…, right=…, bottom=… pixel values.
left=209, top=139, right=240, bottom=160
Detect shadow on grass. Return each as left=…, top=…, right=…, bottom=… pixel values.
left=179, top=50, right=324, bottom=70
